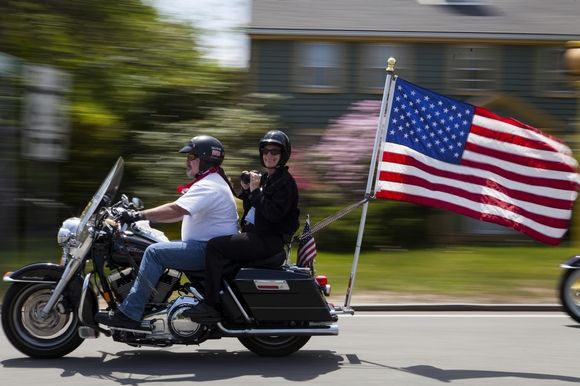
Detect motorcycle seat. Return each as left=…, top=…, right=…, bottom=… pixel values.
left=224, top=250, right=287, bottom=274
left=183, top=251, right=287, bottom=279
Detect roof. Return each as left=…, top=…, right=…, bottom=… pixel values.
left=249, top=0, right=580, bottom=41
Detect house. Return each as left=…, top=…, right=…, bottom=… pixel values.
left=247, top=0, right=580, bottom=244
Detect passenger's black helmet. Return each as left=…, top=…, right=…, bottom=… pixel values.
left=179, top=135, right=225, bottom=172
left=259, top=130, right=291, bottom=167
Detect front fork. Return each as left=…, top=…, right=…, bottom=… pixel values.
left=40, top=257, right=84, bottom=318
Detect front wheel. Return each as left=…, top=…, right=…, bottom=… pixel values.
left=559, top=269, right=580, bottom=323
left=238, top=335, right=311, bottom=357
left=1, top=282, right=84, bottom=358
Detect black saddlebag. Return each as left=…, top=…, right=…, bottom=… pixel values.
left=234, top=267, right=333, bottom=322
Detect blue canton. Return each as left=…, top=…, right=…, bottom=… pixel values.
left=386, top=78, right=475, bottom=165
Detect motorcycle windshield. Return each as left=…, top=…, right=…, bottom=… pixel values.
left=72, top=157, right=124, bottom=259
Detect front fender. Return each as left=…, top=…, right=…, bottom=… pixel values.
left=3, top=263, right=64, bottom=283
left=561, top=256, right=580, bottom=269
left=3, top=262, right=99, bottom=325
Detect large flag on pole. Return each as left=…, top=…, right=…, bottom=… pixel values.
left=375, top=77, right=580, bottom=245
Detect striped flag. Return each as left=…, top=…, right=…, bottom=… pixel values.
left=297, top=216, right=317, bottom=268
left=375, top=78, right=580, bottom=245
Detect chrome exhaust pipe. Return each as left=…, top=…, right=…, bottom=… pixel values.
left=216, top=322, right=338, bottom=336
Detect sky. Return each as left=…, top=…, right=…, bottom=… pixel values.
left=150, top=0, right=251, bottom=67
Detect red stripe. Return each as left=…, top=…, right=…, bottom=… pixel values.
left=375, top=190, right=564, bottom=245
left=300, top=243, right=317, bottom=256
left=460, top=157, right=577, bottom=191
left=470, top=124, right=558, bottom=153
left=465, top=141, right=575, bottom=173
left=378, top=171, right=570, bottom=228
left=474, top=106, right=566, bottom=146
left=382, top=152, right=575, bottom=209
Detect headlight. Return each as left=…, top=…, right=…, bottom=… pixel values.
left=57, top=217, right=80, bottom=245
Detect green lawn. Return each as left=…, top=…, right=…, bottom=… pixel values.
left=312, top=246, right=577, bottom=303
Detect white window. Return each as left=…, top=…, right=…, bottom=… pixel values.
left=446, top=45, right=500, bottom=95
left=294, top=42, right=345, bottom=92
left=359, top=43, right=414, bottom=93
left=535, top=46, right=575, bottom=97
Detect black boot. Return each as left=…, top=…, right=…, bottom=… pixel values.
left=94, top=309, right=141, bottom=329
left=183, top=302, right=221, bottom=322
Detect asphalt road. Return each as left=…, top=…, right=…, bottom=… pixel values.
left=2, top=312, right=580, bottom=386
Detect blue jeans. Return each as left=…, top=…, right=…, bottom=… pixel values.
left=119, top=240, right=207, bottom=321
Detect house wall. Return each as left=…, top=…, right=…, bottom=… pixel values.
left=249, top=39, right=577, bottom=136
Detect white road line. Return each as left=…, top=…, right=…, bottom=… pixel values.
left=341, top=314, right=567, bottom=318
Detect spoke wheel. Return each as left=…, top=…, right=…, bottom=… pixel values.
left=1, top=283, right=84, bottom=358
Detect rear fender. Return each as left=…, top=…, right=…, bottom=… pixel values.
left=561, top=256, right=580, bottom=269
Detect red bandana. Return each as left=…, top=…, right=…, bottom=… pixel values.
left=176, top=167, right=219, bottom=195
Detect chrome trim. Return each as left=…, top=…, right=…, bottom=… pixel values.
left=224, top=281, right=252, bottom=322
left=109, top=326, right=153, bottom=335
left=78, top=272, right=92, bottom=325
left=40, top=257, right=83, bottom=318
left=216, top=322, right=338, bottom=336
left=187, top=285, right=205, bottom=301
left=561, top=264, right=580, bottom=269
left=332, top=305, right=356, bottom=315
left=253, top=279, right=290, bottom=291
left=3, top=277, right=58, bottom=284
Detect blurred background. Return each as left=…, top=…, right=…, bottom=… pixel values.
left=1, top=0, right=579, bottom=303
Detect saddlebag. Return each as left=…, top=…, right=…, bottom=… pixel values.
left=233, top=267, right=333, bottom=322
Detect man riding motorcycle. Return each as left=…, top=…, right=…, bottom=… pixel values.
left=95, top=135, right=239, bottom=329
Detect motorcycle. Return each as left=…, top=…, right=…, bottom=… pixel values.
left=559, top=255, right=580, bottom=322
left=1, top=157, right=338, bottom=359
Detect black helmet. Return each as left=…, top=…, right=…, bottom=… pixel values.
left=179, top=135, right=225, bottom=172
left=259, top=130, right=291, bottom=167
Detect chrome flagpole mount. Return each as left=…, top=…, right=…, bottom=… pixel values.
left=343, top=57, right=398, bottom=310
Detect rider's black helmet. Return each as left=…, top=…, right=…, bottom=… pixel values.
left=259, top=130, right=291, bottom=167
left=179, top=135, right=225, bottom=172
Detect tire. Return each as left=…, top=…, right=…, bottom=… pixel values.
left=238, top=335, right=311, bottom=357
left=559, top=269, right=580, bottom=323
left=1, top=282, right=84, bottom=358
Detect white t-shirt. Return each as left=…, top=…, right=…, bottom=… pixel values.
left=175, top=173, right=239, bottom=241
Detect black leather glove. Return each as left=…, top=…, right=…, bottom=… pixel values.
left=118, top=210, right=145, bottom=224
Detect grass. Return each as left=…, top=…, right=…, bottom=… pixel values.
left=312, top=245, right=577, bottom=303
left=1, top=242, right=576, bottom=304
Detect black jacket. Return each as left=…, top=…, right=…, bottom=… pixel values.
left=239, top=166, right=299, bottom=241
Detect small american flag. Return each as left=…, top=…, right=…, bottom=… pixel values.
left=375, top=78, right=580, bottom=245
left=297, top=216, right=317, bottom=268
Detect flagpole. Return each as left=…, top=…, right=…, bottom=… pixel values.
left=343, top=57, right=398, bottom=310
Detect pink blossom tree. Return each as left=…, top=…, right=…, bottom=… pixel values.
left=309, top=100, right=381, bottom=199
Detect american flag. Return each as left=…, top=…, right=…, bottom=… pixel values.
left=375, top=78, right=580, bottom=245
left=297, top=216, right=317, bottom=268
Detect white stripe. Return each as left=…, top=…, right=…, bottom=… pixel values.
left=465, top=136, right=580, bottom=184
left=473, top=114, right=574, bottom=158
left=375, top=181, right=567, bottom=238
left=383, top=143, right=578, bottom=201
left=381, top=161, right=571, bottom=219
left=468, top=132, right=578, bottom=168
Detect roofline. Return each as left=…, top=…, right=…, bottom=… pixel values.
left=248, top=28, right=579, bottom=43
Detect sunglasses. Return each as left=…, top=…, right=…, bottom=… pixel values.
left=186, top=153, right=198, bottom=161
left=262, top=148, right=281, bottom=155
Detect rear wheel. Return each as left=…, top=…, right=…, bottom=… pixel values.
left=1, top=283, right=84, bottom=358
left=560, top=269, right=580, bottom=323
left=238, top=335, right=311, bottom=357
